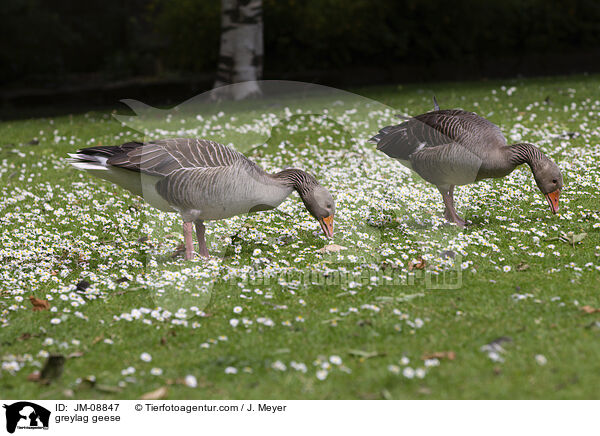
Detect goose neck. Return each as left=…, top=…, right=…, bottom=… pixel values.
left=506, top=143, right=545, bottom=170
left=270, top=168, right=317, bottom=196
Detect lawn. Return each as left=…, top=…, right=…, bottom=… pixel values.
left=1, top=74, right=599, bottom=399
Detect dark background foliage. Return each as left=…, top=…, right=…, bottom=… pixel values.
left=1, top=0, right=599, bottom=87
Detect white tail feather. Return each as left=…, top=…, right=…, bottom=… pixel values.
left=68, top=153, right=109, bottom=165
left=67, top=153, right=110, bottom=171
left=69, top=161, right=109, bottom=171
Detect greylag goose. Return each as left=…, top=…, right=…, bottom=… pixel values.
left=68, top=138, right=335, bottom=259
left=370, top=101, right=563, bottom=226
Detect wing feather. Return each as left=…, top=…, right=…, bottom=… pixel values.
left=371, top=110, right=507, bottom=160
left=77, top=138, right=252, bottom=177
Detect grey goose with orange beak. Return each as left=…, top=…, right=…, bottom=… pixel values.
left=68, top=138, right=335, bottom=259
left=370, top=98, right=563, bottom=226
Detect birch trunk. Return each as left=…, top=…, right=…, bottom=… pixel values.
left=213, top=0, right=263, bottom=100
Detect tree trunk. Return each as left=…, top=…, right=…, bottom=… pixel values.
left=213, top=0, right=263, bottom=100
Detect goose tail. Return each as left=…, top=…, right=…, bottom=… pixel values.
left=67, top=153, right=110, bottom=171
left=369, top=123, right=411, bottom=154
left=67, top=142, right=143, bottom=171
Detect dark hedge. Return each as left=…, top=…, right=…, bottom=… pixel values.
left=1, top=0, right=598, bottom=84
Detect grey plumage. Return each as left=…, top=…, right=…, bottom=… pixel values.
left=68, top=138, right=335, bottom=258
left=370, top=107, right=564, bottom=225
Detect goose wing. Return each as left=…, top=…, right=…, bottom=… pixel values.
left=78, top=138, right=252, bottom=176
left=370, top=110, right=507, bottom=160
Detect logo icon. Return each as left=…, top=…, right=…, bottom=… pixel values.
left=3, top=402, right=50, bottom=434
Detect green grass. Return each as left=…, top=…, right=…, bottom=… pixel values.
left=1, top=74, right=599, bottom=399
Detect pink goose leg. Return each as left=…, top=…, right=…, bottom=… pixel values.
left=439, top=185, right=466, bottom=227
left=194, top=220, right=210, bottom=258
left=183, top=222, right=195, bottom=260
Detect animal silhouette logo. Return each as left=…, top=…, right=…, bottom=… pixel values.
left=2, top=402, right=50, bottom=433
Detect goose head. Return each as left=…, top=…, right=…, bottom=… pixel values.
left=532, top=158, right=563, bottom=214
left=300, top=185, right=335, bottom=238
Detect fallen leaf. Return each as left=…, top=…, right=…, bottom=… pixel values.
left=91, top=334, right=104, bottom=345
left=171, top=243, right=185, bottom=258
left=27, top=371, right=41, bottom=382
left=29, top=295, right=50, bottom=312
left=79, top=376, right=97, bottom=389
left=581, top=305, right=600, bottom=314
left=140, top=386, right=168, bottom=400
left=422, top=351, right=456, bottom=361
left=318, top=244, right=347, bottom=253
left=487, top=336, right=513, bottom=347
left=380, top=261, right=398, bottom=270
left=348, top=349, right=382, bottom=359
left=321, top=317, right=342, bottom=325
left=95, top=384, right=122, bottom=394
left=516, top=262, right=530, bottom=271
left=408, top=257, right=426, bottom=271
left=555, top=231, right=587, bottom=247
left=67, top=351, right=84, bottom=359
left=376, top=293, right=424, bottom=303
left=569, top=232, right=587, bottom=244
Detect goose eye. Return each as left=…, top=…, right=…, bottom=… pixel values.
left=552, top=179, right=557, bottom=184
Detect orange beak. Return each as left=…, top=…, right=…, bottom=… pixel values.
left=318, top=215, right=334, bottom=238
left=545, top=189, right=560, bottom=214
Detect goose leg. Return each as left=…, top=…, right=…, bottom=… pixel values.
left=438, top=186, right=466, bottom=227
left=183, top=222, right=196, bottom=260
left=194, top=220, right=210, bottom=258
left=443, top=185, right=456, bottom=221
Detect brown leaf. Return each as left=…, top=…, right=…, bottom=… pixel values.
left=417, top=387, right=432, bottom=395
left=581, top=305, right=600, bottom=314
left=140, top=386, right=168, bottom=400
left=91, top=334, right=104, bottom=345
left=18, top=333, right=32, bottom=341
left=380, top=261, right=398, bottom=270
left=408, top=257, right=426, bottom=271
left=171, top=243, right=185, bottom=258
left=67, top=351, right=84, bottom=359
left=27, top=371, right=41, bottom=382
left=318, top=244, right=347, bottom=253
left=516, top=262, right=530, bottom=271
left=95, top=384, right=122, bottom=394
left=422, top=351, right=456, bottom=361
left=29, top=295, right=50, bottom=311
